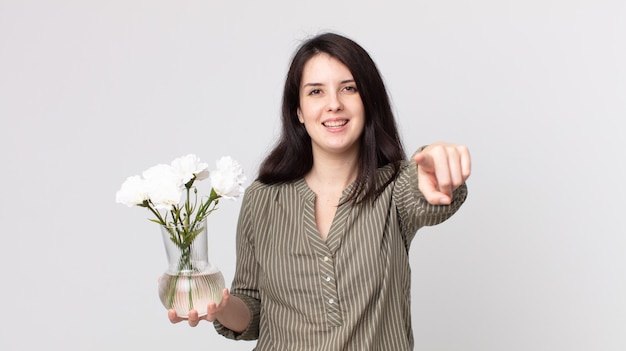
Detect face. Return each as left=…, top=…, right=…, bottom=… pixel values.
left=297, top=53, right=365, bottom=158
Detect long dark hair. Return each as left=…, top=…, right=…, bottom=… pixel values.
left=258, top=32, right=406, bottom=204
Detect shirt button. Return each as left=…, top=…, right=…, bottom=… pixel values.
left=325, top=276, right=331, bottom=282
left=324, top=256, right=330, bottom=262
left=328, top=298, right=335, bottom=304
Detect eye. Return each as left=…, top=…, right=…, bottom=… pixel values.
left=308, top=88, right=322, bottom=96
left=343, top=85, right=358, bottom=93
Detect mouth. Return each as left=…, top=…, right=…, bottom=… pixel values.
left=322, top=119, right=349, bottom=128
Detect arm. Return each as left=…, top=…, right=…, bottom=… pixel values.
left=394, top=143, right=471, bottom=246
left=213, top=184, right=262, bottom=340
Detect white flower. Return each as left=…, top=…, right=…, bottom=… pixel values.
left=115, top=175, right=148, bottom=207
left=171, top=154, right=210, bottom=185
left=210, top=156, right=246, bottom=199
left=142, top=164, right=183, bottom=210
left=116, top=154, right=247, bottom=228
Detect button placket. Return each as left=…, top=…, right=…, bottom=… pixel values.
left=319, top=253, right=342, bottom=326
left=300, top=182, right=344, bottom=327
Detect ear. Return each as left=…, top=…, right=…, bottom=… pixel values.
left=296, top=108, right=304, bottom=124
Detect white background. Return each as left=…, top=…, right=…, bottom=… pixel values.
left=1, top=0, right=624, bottom=350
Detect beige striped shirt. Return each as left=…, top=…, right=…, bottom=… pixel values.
left=215, top=160, right=468, bottom=350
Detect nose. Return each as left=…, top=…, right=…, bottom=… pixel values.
left=327, top=93, right=343, bottom=112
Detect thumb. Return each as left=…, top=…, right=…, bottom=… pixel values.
left=412, top=151, right=425, bottom=164
left=412, top=151, right=433, bottom=171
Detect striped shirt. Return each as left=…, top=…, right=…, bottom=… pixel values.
left=215, top=160, right=468, bottom=350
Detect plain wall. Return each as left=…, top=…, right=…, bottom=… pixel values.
left=1, top=0, right=624, bottom=350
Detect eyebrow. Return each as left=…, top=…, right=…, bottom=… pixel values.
left=302, top=79, right=355, bottom=88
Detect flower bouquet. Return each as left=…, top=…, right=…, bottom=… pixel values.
left=116, top=154, right=246, bottom=317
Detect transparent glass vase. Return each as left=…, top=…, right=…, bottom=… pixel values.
left=158, top=219, right=225, bottom=318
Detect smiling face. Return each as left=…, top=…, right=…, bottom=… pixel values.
left=297, top=53, right=365, bottom=159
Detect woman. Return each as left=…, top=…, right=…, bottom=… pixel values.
left=170, top=32, right=471, bottom=350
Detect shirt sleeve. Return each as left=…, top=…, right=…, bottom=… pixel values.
left=394, top=149, right=468, bottom=248
left=213, top=184, right=262, bottom=340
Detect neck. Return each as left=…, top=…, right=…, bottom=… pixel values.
left=305, top=151, right=359, bottom=192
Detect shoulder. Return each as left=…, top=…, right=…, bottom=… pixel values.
left=244, top=179, right=295, bottom=194
left=242, top=180, right=274, bottom=202
left=244, top=179, right=269, bottom=194
left=241, top=179, right=300, bottom=204
left=239, top=179, right=303, bottom=226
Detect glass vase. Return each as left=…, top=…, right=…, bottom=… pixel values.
left=158, top=218, right=225, bottom=318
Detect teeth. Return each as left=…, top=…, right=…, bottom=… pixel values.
left=323, top=120, right=347, bottom=127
